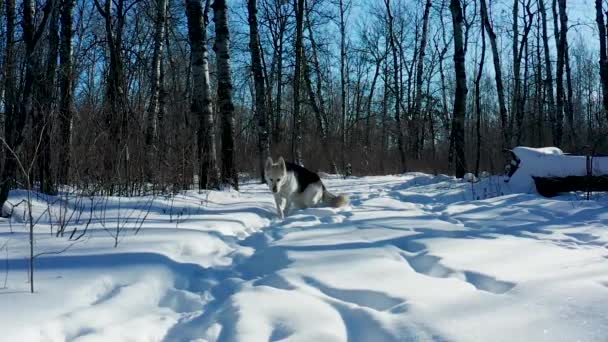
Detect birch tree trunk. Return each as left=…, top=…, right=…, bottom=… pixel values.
left=186, top=0, right=220, bottom=189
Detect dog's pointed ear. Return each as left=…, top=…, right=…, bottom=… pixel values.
left=277, top=157, right=286, bottom=170
left=265, top=156, right=273, bottom=170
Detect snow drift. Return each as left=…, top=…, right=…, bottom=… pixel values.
left=506, top=146, right=608, bottom=194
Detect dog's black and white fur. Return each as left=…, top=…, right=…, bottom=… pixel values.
left=264, top=157, right=349, bottom=219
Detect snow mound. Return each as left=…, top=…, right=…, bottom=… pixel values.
left=507, top=146, right=608, bottom=193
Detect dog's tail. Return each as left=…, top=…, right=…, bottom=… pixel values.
left=322, top=185, right=350, bottom=208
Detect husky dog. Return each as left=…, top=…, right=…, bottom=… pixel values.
left=264, top=157, right=349, bottom=219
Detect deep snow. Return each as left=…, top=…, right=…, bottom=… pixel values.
left=1, top=173, right=607, bottom=342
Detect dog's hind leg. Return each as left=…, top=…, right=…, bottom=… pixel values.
left=301, top=182, right=324, bottom=208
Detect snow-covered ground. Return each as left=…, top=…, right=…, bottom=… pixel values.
left=1, top=174, right=607, bottom=342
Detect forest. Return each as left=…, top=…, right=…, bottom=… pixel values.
left=0, top=0, right=606, bottom=208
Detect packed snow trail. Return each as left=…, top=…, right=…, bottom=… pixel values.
left=1, top=174, right=608, bottom=341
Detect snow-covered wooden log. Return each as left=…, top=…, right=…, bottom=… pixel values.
left=506, top=146, right=608, bottom=196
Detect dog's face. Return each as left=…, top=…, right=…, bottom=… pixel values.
left=264, top=157, right=287, bottom=194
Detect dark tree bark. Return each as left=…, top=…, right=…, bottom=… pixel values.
left=304, top=8, right=337, bottom=173
left=36, top=4, right=60, bottom=195
left=564, top=34, right=576, bottom=144
left=186, top=0, right=220, bottom=190
left=552, top=0, right=564, bottom=146
left=58, top=0, right=75, bottom=185
left=384, top=0, right=407, bottom=172
left=412, top=0, right=432, bottom=159
left=450, top=0, right=467, bottom=178
left=265, top=0, right=288, bottom=145
left=145, top=0, right=168, bottom=177
left=212, top=0, right=238, bottom=189
left=247, top=0, right=270, bottom=183
left=539, top=0, right=555, bottom=144
left=480, top=0, right=508, bottom=148
left=510, top=0, right=534, bottom=145
left=339, top=0, right=348, bottom=173
left=475, top=12, right=486, bottom=177
left=365, top=53, right=384, bottom=153
left=0, top=0, right=54, bottom=212
left=291, top=0, right=304, bottom=165
left=93, top=0, right=129, bottom=184
left=511, top=0, right=519, bottom=142
left=596, top=0, right=608, bottom=122
left=513, top=0, right=533, bottom=145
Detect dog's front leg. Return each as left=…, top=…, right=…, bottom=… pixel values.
left=284, top=198, right=292, bottom=217
left=274, top=195, right=285, bottom=219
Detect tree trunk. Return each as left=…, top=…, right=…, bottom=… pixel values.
left=247, top=0, right=270, bottom=183
left=413, top=0, right=432, bottom=160
left=339, top=0, right=348, bottom=173
left=552, top=0, right=564, bottom=146
left=94, top=0, right=129, bottom=186
left=384, top=0, right=406, bottom=172
left=514, top=0, right=534, bottom=145
left=0, top=0, right=53, bottom=212
left=596, top=0, right=608, bottom=122
left=291, top=0, right=304, bottom=165
left=450, top=0, right=467, bottom=178
left=510, top=0, right=519, bottom=143
left=212, top=0, right=238, bottom=189
left=186, top=0, right=220, bottom=190
left=304, top=9, right=337, bottom=173
left=564, top=36, right=576, bottom=145
left=475, top=12, right=486, bottom=177
left=539, top=0, right=555, bottom=145
left=480, top=0, right=508, bottom=148
left=145, top=0, right=168, bottom=178
left=365, top=56, right=383, bottom=152
left=58, top=0, right=75, bottom=185
left=36, top=4, right=60, bottom=195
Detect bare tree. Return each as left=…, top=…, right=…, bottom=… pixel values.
left=186, top=0, right=220, bottom=190
left=411, top=0, right=432, bottom=160
left=145, top=0, right=168, bottom=177
left=58, top=0, right=75, bottom=185
left=512, top=0, right=533, bottom=146
left=0, top=0, right=54, bottom=212
left=384, top=0, right=407, bottom=172
left=247, top=0, right=270, bottom=182
left=480, top=0, right=508, bottom=148
left=338, top=0, right=350, bottom=172
left=552, top=0, right=564, bottom=146
left=450, top=0, right=467, bottom=178
left=596, top=0, right=608, bottom=122
left=291, top=0, right=304, bottom=165
left=475, top=6, right=486, bottom=176
left=213, top=0, right=238, bottom=189
left=538, top=0, right=555, bottom=145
